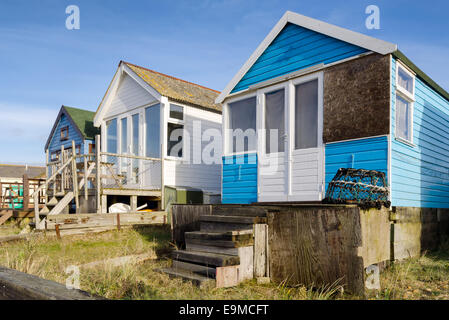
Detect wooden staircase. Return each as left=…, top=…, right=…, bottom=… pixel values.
left=32, top=141, right=98, bottom=230
left=159, top=206, right=268, bottom=288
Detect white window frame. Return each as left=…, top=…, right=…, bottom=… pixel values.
left=166, top=103, right=186, bottom=160
left=143, top=102, right=162, bottom=159
left=258, top=82, right=289, bottom=157
left=395, top=61, right=415, bottom=145
left=105, top=117, right=118, bottom=154
left=223, top=93, right=258, bottom=156
left=290, top=72, right=324, bottom=151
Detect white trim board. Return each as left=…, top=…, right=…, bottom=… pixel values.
left=216, top=10, right=397, bottom=104
left=94, top=62, right=163, bottom=127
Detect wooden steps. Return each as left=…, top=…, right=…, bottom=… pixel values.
left=199, top=215, right=265, bottom=233
left=160, top=206, right=268, bottom=288
left=0, top=211, right=13, bottom=226
left=157, top=267, right=215, bottom=287
left=171, top=250, right=239, bottom=267
left=172, top=260, right=216, bottom=278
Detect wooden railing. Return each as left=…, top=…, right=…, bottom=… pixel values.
left=0, top=177, right=45, bottom=210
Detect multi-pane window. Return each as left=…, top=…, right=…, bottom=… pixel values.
left=167, top=104, right=184, bottom=158
left=169, top=104, right=184, bottom=121
left=227, top=97, right=257, bottom=154
left=60, top=126, right=69, bottom=141
left=396, top=63, right=415, bottom=143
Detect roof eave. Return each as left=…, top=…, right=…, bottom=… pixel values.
left=392, top=50, right=449, bottom=103
left=216, top=10, right=397, bottom=104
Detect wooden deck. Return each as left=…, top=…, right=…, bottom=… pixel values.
left=102, top=188, right=162, bottom=197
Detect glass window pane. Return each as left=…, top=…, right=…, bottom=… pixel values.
left=131, top=114, right=139, bottom=155
left=398, top=66, right=414, bottom=95
left=120, top=118, right=127, bottom=154
left=265, top=89, right=285, bottom=154
left=228, top=97, right=257, bottom=153
left=145, top=104, right=160, bottom=158
left=295, top=80, right=318, bottom=149
left=106, top=118, right=117, bottom=154
left=396, top=95, right=411, bottom=141
left=170, top=104, right=184, bottom=120
left=167, top=123, right=183, bottom=158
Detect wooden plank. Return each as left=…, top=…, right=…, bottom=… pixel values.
left=171, top=205, right=213, bottom=248
left=186, top=243, right=239, bottom=256
left=0, top=266, right=101, bottom=300
left=0, top=211, right=12, bottom=226
left=359, top=208, right=391, bottom=267
left=267, top=206, right=365, bottom=295
left=95, top=135, right=101, bottom=214
left=254, top=224, right=267, bottom=278
left=102, top=188, right=162, bottom=197
left=22, top=174, right=29, bottom=209
left=216, top=266, right=239, bottom=288
left=171, top=250, right=239, bottom=267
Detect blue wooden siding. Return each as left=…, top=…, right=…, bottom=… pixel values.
left=231, top=23, right=368, bottom=93
left=47, top=114, right=85, bottom=154
left=325, top=136, right=389, bottom=190
left=222, top=153, right=258, bottom=204
left=391, top=58, right=449, bottom=208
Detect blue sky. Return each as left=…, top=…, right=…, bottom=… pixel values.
left=1, top=0, right=448, bottom=165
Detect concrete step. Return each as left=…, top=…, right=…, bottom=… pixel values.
left=172, top=260, right=216, bottom=278
left=212, top=206, right=268, bottom=217
left=157, top=267, right=215, bottom=287
left=171, top=250, right=239, bottom=267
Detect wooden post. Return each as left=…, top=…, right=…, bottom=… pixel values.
left=160, top=143, right=165, bottom=211
left=84, top=156, right=88, bottom=201
left=117, top=214, right=121, bottom=231
left=60, top=145, right=65, bottom=193
left=95, top=135, right=101, bottom=214
left=45, top=150, right=49, bottom=204
left=55, top=224, right=61, bottom=240
left=23, top=174, right=29, bottom=210
left=71, top=141, right=79, bottom=213
left=131, top=195, right=137, bottom=212
left=0, top=181, right=3, bottom=208
left=34, top=193, right=40, bottom=228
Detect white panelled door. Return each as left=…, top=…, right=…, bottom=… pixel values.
left=258, top=72, right=324, bottom=202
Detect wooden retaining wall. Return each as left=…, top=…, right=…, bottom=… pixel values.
left=171, top=204, right=391, bottom=295
left=267, top=205, right=391, bottom=295
left=390, top=207, right=449, bottom=260
left=0, top=266, right=101, bottom=300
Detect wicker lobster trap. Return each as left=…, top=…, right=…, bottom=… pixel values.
left=323, top=168, right=390, bottom=209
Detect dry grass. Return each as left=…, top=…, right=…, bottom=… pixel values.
left=0, top=225, right=344, bottom=300
left=3, top=225, right=446, bottom=300
left=367, top=242, right=449, bottom=300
